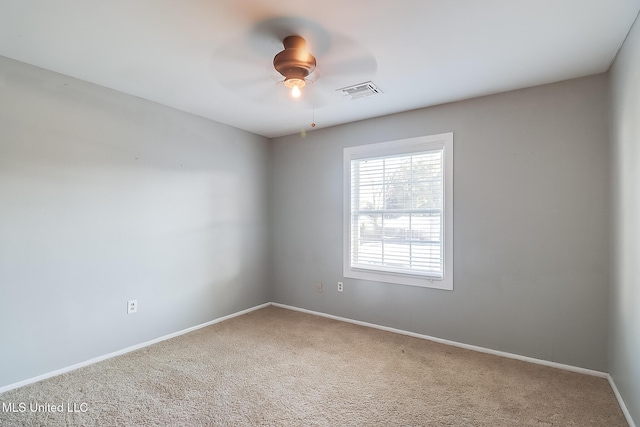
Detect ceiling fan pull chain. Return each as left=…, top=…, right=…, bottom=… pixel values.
left=312, top=80, right=316, bottom=128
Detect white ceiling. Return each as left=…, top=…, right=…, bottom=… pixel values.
left=1, top=0, right=638, bottom=138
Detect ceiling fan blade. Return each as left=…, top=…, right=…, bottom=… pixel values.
left=320, top=55, right=378, bottom=78
left=248, top=16, right=332, bottom=58
left=211, top=39, right=267, bottom=75
left=210, top=36, right=282, bottom=99
left=313, top=34, right=377, bottom=85
left=220, top=75, right=282, bottom=104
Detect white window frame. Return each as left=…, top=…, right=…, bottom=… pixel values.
left=343, top=132, right=453, bottom=290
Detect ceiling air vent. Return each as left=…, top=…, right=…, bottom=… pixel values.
left=337, top=81, right=382, bottom=100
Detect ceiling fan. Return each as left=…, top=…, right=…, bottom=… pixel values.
left=273, top=35, right=316, bottom=99
left=210, top=17, right=377, bottom=111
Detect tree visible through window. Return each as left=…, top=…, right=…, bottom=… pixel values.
left=343, top=133, right=453, bottom=290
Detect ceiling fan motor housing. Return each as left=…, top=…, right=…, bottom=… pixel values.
left=273, top=35, right=316, bottom=87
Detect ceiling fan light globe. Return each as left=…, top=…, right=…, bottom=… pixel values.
left=284, top=78, right=306, bottom=89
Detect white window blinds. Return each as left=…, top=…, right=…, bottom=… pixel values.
left=350, top=149, right=444, bottom=278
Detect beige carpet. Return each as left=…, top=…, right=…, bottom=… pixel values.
left=0, top=306, right=627, bottom=426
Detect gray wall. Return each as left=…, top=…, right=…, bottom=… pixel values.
left=0, top=56, right=270, bottom=388
left=270, top=75, right=610, bottom=371
left=610, top=13, right=640, bottom=424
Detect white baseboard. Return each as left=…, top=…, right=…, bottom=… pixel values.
left=607, top=374, right=637, bottom=427
left=0, top=302, right=271, bottom=394
left=272, top=302, right=608, bottom=378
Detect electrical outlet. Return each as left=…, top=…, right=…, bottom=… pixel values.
left=338, top=282, right=344, bottom=292
left=127, top=299, right=137, bottom=314
left=316, top=282, right=323, bottom=293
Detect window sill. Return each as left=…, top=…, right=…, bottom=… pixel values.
left=344, top=267, right=453, bottom=290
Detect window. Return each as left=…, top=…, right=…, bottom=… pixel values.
left=343, top=133, right=453, bottom=290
